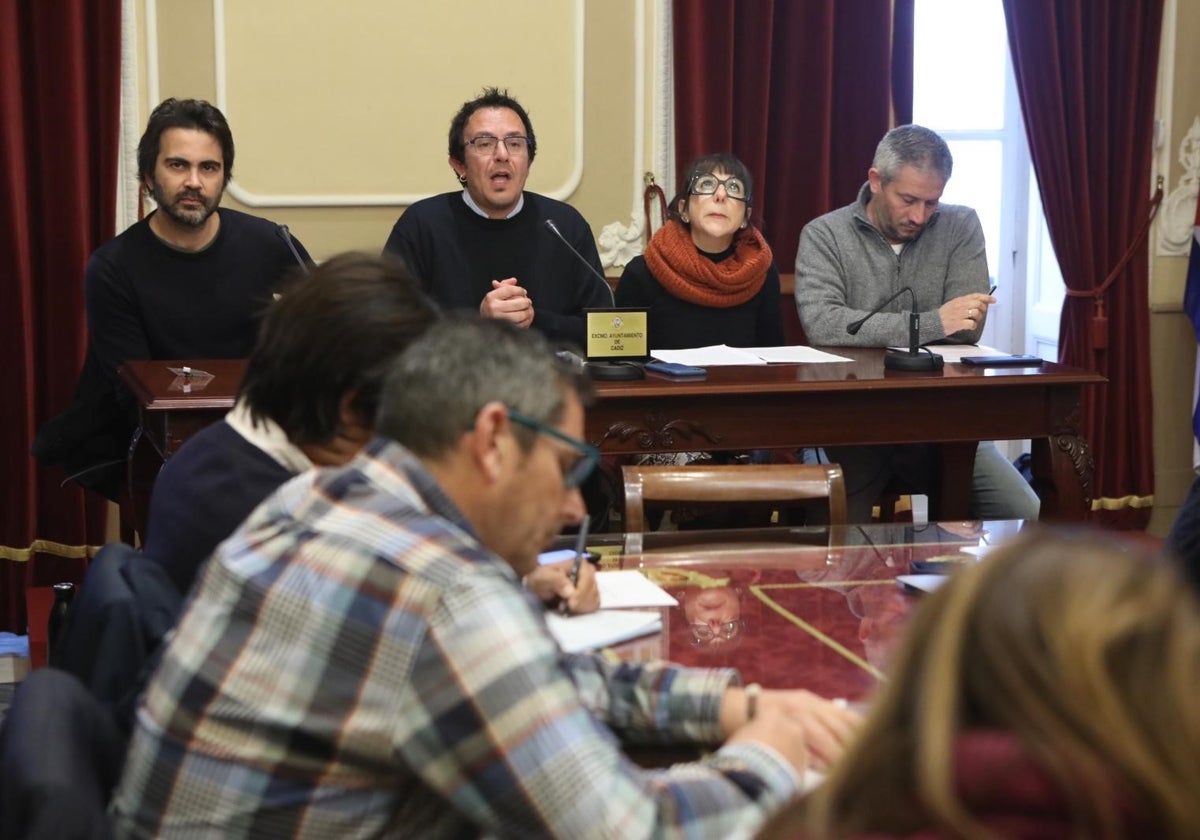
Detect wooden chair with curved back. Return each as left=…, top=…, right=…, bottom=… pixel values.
left=621, top=462, right=848, bottom=533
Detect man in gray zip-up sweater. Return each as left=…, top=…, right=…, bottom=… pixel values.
left=795, top=124, right=1039, bottom=523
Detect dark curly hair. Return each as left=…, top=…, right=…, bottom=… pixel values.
left=137, top=98, right=235, bottom=186
left=447, top=87, right=537, bottom=169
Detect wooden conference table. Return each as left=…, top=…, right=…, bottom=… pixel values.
left=118, top=350, right=1102, bottom=537
left=567, top=520, right=1027, bottom=705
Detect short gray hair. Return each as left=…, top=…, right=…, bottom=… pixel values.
left=872, top=124, right=953, bottom=185
left=376, top=316, right=591, bottom=459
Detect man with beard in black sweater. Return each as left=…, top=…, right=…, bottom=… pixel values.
left=34, top=98, right=310, bottom=500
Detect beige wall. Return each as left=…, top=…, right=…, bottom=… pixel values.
left=138, top=0, right=654, bottom=262
left=1150, top=1, right=1200, bottom=534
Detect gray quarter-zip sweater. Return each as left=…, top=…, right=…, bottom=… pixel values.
left=794, top=182, right=988, bottom=346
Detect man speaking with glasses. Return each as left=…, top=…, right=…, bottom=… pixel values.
left=384, top=87, right=612, bottom=346
left=113, top=317, right=860, bottom=839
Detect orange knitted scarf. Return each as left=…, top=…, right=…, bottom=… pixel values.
left=643, top=220, right=773, bottom=308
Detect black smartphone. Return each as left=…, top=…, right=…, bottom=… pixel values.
left=960, top=354, right=1043, bottom=367
left=645, top=360, right=706, bottom=377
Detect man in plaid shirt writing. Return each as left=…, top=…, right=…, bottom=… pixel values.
left=112, top=317, right=859, bottom=838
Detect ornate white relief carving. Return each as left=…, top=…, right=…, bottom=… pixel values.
left=599, top=214, right=646, bottom=270
left=1158, top=115, right=1200, bottom=256
left=653, top=0, right=674, bottom=190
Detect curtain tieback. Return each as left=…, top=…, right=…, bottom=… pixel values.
left=643, top=172, right=667, bottom=245
left=1064, top=176, right=1164, bottom=352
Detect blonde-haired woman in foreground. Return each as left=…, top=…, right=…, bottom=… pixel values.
left=760, top=527, right=1200, bottom=839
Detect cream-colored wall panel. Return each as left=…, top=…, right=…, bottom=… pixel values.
left=144, top=0, right=656, bottom=262
left=218, top=0, right=582, bottom=205
left=151, top=1, right=218, bottom=102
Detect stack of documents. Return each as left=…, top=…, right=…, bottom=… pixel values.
left=545, top=570, right=677, bottom=653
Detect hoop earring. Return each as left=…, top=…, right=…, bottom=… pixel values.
left=456, top=173, right=467, bottom=185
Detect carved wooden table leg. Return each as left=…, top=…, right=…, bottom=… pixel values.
left=1030, top=405, right=1094, bottom=521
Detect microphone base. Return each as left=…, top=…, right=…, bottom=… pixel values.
left=885, top=349, right=944, bottom=371
left=587, top=361, right=645, bottom=381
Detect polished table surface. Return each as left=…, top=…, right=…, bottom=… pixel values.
left=117, top=351, right=1102, bottom=534
left=570, top=519, right=1026, bottom=703
left=586, top=348, right=1102, bottom=520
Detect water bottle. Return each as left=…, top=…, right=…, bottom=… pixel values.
left=47, top=582, right=75, bottom=666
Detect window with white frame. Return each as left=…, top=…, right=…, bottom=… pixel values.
left=912, top=0, right=1064, bottom=359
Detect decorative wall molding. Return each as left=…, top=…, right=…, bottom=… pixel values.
left=214, top=0, right=584, bottom=208
left=597, top=0, right=672, bottom=270
left=597, top=0, right=647, bottom=269
left=598, top=210, right=647, bottom=268
left=653, top=0, right=674, bottom=202
left=117, top=0, right=142, bottom=233
left=1158, top=115, right=1200, bottom=257
left=144, top=0, right=588, bottom=208
left=144, top=0, right=665, bottom=251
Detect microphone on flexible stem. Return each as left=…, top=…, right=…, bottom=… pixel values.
left=543, top=219, right=616, bottom=306
left=846, top=287, right=944, bottom=371
left=544, top=219, right=644, bottom=381
left=276, top=224, right=310, bottom=274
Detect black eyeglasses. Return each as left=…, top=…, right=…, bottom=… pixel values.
left=465, top=135, right=531, bottom=156
left=507, top=408, right=599, bottom=489
left=689, top=174, right=748, bottom=201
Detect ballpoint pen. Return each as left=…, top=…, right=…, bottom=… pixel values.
left=563, top=514, right=590, bottom=615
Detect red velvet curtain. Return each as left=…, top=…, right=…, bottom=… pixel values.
left=0, top=0, right=122, bottom=631
left=673, top=0, right=913, bottom=343
left=1003, top=0, right=1162, bottom=528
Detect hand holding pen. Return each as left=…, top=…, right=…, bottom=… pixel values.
left=561, top=515, right=591, bottom=616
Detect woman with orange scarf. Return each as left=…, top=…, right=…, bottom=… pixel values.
left=616, top=153, right=783, bottom=348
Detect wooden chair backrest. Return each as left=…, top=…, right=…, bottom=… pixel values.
left=621, top=462, right=847, bottom=533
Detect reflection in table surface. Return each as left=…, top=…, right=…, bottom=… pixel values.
left=559, top=520, right=1026, bottom=704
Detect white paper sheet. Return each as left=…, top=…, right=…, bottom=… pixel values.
left=651, top=345, right=765, bottom=366
left=890, top=344, right=1005, bottom=363
left=743, top=346, right=853, bottom=364
left=545, top=610, right=663, bottom=654
left=651, top=344, right=852, bottom=366
left=597, top=571, right=679, bottom=608
left=895, top=574, right=950, bottom=594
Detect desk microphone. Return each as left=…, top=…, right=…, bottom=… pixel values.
left=846, top=286, right=943, bottom=371
left=543, top=219, right=615, bottom=306
left=543, top=219, right=642, bottom=381
left=276, top=224, right=310, bottom=275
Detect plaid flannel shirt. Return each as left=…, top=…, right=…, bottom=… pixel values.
left=111, top=437, right=799, bottom=838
